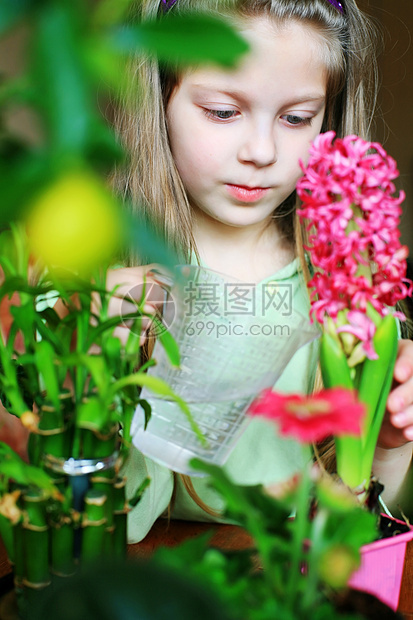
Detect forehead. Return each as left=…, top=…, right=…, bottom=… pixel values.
left=180, top=17, right=328, bottom=103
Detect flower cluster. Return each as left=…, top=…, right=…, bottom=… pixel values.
left=297, top=131, right=412, bottom=327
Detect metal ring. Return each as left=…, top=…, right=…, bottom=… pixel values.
left=43, top=452, right=119, bottom=476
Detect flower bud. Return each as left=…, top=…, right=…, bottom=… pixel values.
left=318, top=544, right=360, bottom=589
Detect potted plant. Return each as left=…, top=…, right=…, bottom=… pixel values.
left=0, top=218, right=201, bottom=616
left=146, top=388, right=403, bottom=620
left=0, top=1, right=248, bottom=617
left=295, top=131, right=413, bottom=610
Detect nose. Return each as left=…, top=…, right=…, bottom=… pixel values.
left=238, top=121, right=277, bottom=168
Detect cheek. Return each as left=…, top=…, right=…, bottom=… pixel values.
left=288, top=128, right=321, bottom=169
left=173, top=134, right=221, bottom=183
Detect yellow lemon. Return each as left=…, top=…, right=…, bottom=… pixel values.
left=27, top=171, right=121, bottom=273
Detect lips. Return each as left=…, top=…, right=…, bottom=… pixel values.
left=225, top=184, right=271, bottom=203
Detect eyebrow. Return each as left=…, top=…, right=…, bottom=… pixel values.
left=191, top=84, right=326, bottom=106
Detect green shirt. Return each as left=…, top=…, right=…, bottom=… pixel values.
left=125, top=258, right=320, bottom=542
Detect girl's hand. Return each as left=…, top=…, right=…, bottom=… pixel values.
left=106, top=265, right=170, bottom=346
left=377, top=339, right=413, bottom=450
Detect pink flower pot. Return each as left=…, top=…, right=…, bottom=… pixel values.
left=348, top=517, right=413, bottom=611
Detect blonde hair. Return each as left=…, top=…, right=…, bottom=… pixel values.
left=112, top=0, right=380, bottom=507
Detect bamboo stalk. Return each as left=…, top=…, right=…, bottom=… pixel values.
left=13, top=519, right=25, bottom=589
left=13, top=519, right=26, bottom=620
left=36, top=392, right=74, bottom=461
left=81, top=425, right=119, bottom=459
left=90, top=469, right=116, bottom=555
left=50, top=512, right=77, bottom=577
left=81, top=489, right=107, bottom=562
left=112, top=476, right=128, bottom=558
left=21, top=489, right=51, bottom=618
left=22, top=490, right=50, bottom=588
left=0, top=512, right=15, bottom=563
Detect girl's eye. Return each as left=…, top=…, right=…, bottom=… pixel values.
left=204, top=109, right=238, bottom=121
left=283, top=114, right=313, bottom=127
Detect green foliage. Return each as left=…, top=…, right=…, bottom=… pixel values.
left=0, top=0, right=247, bottom=226
left=152, top=460, right=377, bottom=620
left=0, top=0, right=34, bottom=35
left=0, top=442, right=58, bottom=496
left=114, top=13, right=249, bottom=67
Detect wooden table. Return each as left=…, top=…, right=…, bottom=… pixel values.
left=399, top=539, right=413, bottom=619
left=0, top=521, right=412, bottom=618
left=127, top=518, right=254, bottom=559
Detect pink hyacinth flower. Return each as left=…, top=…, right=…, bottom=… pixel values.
left=336, top=311, right=378, bottom=360
left=296, top=131, right=413, bottom=350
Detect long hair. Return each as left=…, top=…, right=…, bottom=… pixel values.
left=112, top=0, right=379, bottom=263
left=112, top=0, right=380, bottom=506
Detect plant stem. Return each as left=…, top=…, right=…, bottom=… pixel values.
left=301, top=508, right=328, bottom=610
left=285, top=448, right=312, bottom=612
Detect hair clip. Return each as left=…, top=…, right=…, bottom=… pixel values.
left=327, top=0, right=344, bottom=13
left=327, top=0, right=344, bottom=12
left=161, top=0, right=178, bottom=13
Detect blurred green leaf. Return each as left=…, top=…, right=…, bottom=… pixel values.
left=0, top=152, right=52, bottom=225
left=123, top=211, right=179, bottom=271
left=135, top=398, right=151, bottom=431
left=10, top=300, right=36, bottom=344
left=112, top=13, right=249, bottom=68
left=322, top=506, right=376, bottom=553
left=156, top=325, right=180, bottom=367
left=93, top=0, right=137, bottom=28
left=30, top=3, right=90, bottom=152
left=0, top=442, right=57, bottom=496
left=128, top=476, right=150, bottom=508
left=0, top=0, right=33, bottom=35
left=102, top=335, right=122, bottom=376
left=70, top=354, right=108, bottom=395
left=34, top=340, right=60, bottom=411
left=191, top=459, right=290, bottom=535
left=77, top=396, right=109, bottom=432
left=30, top=3, right=120, bottom=164
left=110, top=372, right=206, bottom=445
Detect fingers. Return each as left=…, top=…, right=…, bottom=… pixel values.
left=384, top=340, right=413, bottom=445
left=387, top=341, right=413, bottom=412
left=393, top=339, right=413, bottom=383
left=388, top=404, right=413, bottom=442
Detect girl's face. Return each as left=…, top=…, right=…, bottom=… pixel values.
left=166, top=17, right=328, bottom=234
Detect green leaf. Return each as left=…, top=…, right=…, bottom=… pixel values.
left=190, top=459, right=290, bottom=535
left=110, top=373, right=206, bottom=445
left=9, top=301, right=36, bottom=341
left=0, top=151, right=53, bottom=226
left=77, top=396, right=111, bottom=432
left=322, top=506, right=376, bottom=553
left=102, top=335, right=122, bottom=375
left=0, top=0, right=33, bottom=35
left=0, top=442, right=57, bottom=496
left=127, top=476, right=150, bottom=508
left=113, top=13, right=249, bottom=68
left=156, top=324, right=180, bottom=368
left=93, top=0, right=137, bottom=27
left=123, top=211, right=179, bottom=272
left=30, top=2, right=118, bottom=162
left=34, top=340, right=60, bottom=411
left=135, top=398, right=151, bottom=431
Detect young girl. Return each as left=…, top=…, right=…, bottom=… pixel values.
left=108, top=0, right=413, bottom=543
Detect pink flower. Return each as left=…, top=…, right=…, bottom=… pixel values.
left=336, top=311, right=378, bottom=360
left=297, top=132, right=413, bottom=344
left=248, top=388, right=365, bottom=443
